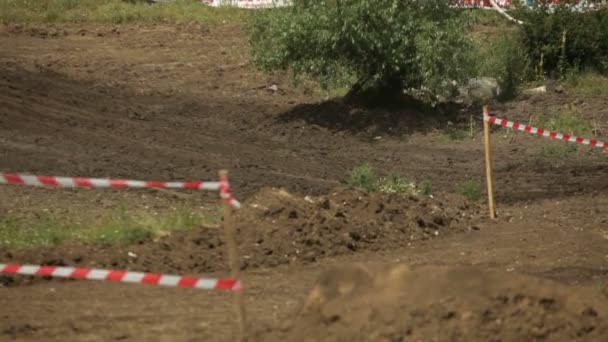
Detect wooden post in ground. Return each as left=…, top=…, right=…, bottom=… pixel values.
left=218, top=170, right=247, bottom=341
left=482, top=106, right=497, bottom=219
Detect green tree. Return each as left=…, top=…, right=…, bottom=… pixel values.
left=516, top=4, right=608, bottom=78
left=248, top=0, right=475, bottom=104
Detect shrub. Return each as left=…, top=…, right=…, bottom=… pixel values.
left=248, top=0, right=475, bottom=104
left=420, top=180, right=433, bottom=196
left=475, top=33, right=531, bottom=100
left=515, top=4, right=608, bottom=78
left=349, top=164, right=378, bottom=192
left=457, top=178, right=481, bottom=203
left=443, top=127, right=468, bottom=141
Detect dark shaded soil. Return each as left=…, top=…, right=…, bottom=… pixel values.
left=1, top=23, right=606, bottom=202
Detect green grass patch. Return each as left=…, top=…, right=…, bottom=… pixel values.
left=538, top=143, right=578, bottom=161
left=457, top=178, right=482, bottom=203
left=442, top=127, right=468, bottom=142
left=420, top=180, right=433, bottom=196
left=349, top=164, right=419, bottom=195
left=377, top=175, right=417, bottom=194
left=566, top=73, right=608, bottom=97
left=349, top=164, right=378, bottom=193
left=0, top=0, right=249, bottom=24
left=532, top=111, right=592, bottom=137
left=532, top=111, right=587, bottom=162
left=0, top=204, right=219, bottom=248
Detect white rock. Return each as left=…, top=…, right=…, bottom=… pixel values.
left=522, top=85, right=547, bottom=95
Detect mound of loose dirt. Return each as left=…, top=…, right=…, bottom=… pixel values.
left=259, top=264, right=608, bottom=341
left=1, top=188, right=482, bottom=286
left=235, top=187, right=482, bottom=268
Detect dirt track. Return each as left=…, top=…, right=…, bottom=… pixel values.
left=1, top=23, right=607, bottom=341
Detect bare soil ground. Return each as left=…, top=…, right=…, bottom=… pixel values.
left=0, top=23, right=607, bottom=341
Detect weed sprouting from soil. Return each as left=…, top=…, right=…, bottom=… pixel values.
left=420, top=180, right=433, bottom=196
left=457, top=178, right=482, bottom=203
left=0, top=204, right=219, bottom=248
left=442, top=127, right=468, bottom=142
left=349, top=165, right=419, bottom=195
left=349, top=164, right=379, bottom=193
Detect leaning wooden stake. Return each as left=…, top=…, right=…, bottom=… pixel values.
left=483, top=106, right=497, bottom=219
left=219, top=170, right=247, bottom=341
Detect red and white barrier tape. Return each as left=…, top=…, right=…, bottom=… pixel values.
left=0, top=263, right=241, bottom=291
left=0, top=173, right=219, bottom=191
left=203, top=0, right=290, bottom=8
left=484, top=114, right=608, bottom=150
left=0, top=173, right=241, bottom=208
left=219, top=174, right=242, bottom=209
left=202, top=0, right=511, bottom=9
left=201, top=0, right=596, bottom=11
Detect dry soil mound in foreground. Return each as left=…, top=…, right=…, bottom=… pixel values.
left=262, top=264, right=608, bottom=342
left=234, top=187, right=482, bottom=268
left=1, top=188, right=481, bottom=286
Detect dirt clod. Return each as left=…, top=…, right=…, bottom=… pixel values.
left=267, top=265, right=608, bottom=341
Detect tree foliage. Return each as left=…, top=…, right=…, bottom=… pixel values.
left=516, top=4, right=608, bottom=77
left=248, top=0, right=475, bottom=103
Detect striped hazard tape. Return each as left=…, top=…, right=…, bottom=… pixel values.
left=0, top=264, right=241, bottom=291
left=484, top=114, right=608, bottom=150
left=0, top=173, right=220, bottom=191
left=202, top=0, right=514, bottom=10
left=0, top=173, right=241, bottom=208
left=219, top=174, right=241, bottom=209
left=203, top=0, right=291, bottom=8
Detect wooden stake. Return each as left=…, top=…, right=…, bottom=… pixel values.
left=219, top=170, right=247, bottom=341
left=482, top=106, right=497, bottom=219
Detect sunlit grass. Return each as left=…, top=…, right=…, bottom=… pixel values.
left=349, top=164, right=419, bottom=195
left=533, top=110, right=593, bottom=137
left=0, top=204, right=220, bottom=248
left=0, top=0, right=249, bottom=24
left=566, top=73, right=608, bottom=97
